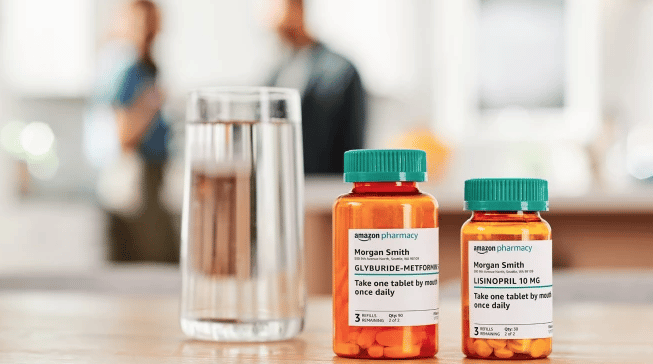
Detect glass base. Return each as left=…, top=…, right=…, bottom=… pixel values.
left=180, top=317, right=304, bottom=342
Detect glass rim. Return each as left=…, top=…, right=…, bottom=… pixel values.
left=187, top=86, right=301, bottom=124
left=188, top=86, right=300, bottom=99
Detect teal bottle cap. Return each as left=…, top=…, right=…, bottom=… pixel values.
left=344, top=149, right=428, bottom=182
left=464, top=178, right=549, bottom=211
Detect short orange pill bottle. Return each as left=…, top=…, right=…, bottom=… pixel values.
left=461, top=178, right=552, bottom=360
left=333, top=149, right=439, bottom=359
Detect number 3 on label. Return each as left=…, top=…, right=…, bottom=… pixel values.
left=355, top=314, right=360, bottom=323
left=474, top=326, right=479, bottom=336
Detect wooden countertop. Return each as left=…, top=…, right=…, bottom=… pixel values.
left=1, top=291, right=651, bottom=363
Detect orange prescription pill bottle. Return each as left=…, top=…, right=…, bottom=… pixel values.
left=461, top=178, right=552, bottom=359
left=333, top=149, right=439, bottom=359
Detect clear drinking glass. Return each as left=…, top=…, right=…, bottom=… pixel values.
left=180, top=87, right=305, bottom=341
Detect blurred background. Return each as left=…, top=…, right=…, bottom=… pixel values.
left=0, top=0, right=652, bottom=296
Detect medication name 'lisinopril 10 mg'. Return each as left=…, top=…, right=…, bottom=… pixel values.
left=332, top=149, right=439, bottom=359
left=461, top=178, right=553, bottom=359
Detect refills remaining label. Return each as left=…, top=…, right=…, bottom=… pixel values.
left=469, top=240, right=553, bottom=339
left=348, top=228, right=439, bottom=326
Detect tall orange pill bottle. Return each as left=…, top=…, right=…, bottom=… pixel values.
left=333, top=149, right=439, bottom=359
left=461, top=178, right=552, bottom=359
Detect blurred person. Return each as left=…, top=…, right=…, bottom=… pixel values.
left=265, top=0, right=366, bottom=174
left=87, top=0, right=177, bottom=263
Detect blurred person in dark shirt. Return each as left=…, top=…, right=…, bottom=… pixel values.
left=88, top=0, right=177, bottom=263
left=265, top=0, right=366, bottom=175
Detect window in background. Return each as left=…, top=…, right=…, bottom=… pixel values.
left=478, top=0, right=565, bottom=110
left=434, top=0, right=601, bottom=143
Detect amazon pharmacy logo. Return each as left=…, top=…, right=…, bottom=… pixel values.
left=354, top=233, right=380, bottom=241
left=474, top=245, right=533, bottom=254
left=474, top=245, right=495, bottom=254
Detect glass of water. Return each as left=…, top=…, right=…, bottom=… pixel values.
left=180, top=87, right=305, bottom=341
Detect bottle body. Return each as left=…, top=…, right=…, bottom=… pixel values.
left=461, top=211, right=552, bottom=359
left=333, top=182, right=439, bottom=359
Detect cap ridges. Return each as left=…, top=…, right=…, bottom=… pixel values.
left=464, top=178, right=548, bottom=211
left=344, top=149, right=427, bottom=182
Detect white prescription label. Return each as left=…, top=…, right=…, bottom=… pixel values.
left=469, top=240, right=553, bottom=339
left=348, top=228, right=439, bottom=326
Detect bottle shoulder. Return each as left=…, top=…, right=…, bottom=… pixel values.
left=333, top=191, right=439, bottom=209
left=461, top=215, right=552, bottom=237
